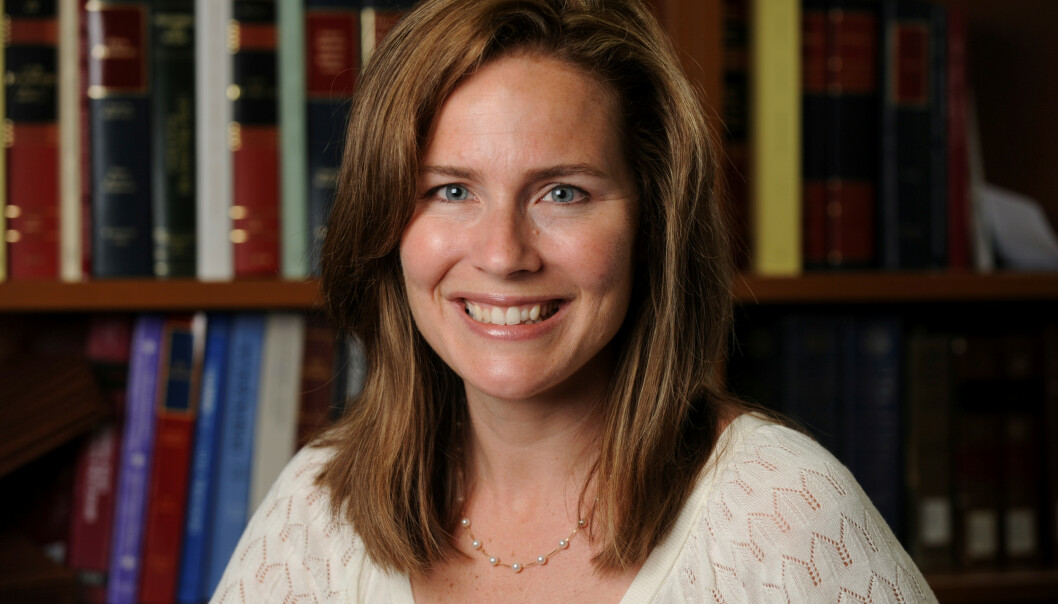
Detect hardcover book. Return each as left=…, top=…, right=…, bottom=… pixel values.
left=87, top=0, right=153, bottom=278
left=4, top=0, right=60, bottom=280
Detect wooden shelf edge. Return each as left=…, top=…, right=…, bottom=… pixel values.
left=0, top=280, right=322, bottom=312
left=926, top=569, right=1058, bottom=603
left=733, top=271, right=1058, bottom=304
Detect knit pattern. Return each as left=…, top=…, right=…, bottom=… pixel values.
left=211, top=415, right=937, bottom=603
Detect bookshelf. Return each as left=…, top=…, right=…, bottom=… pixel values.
left=0, top=272, right=1056, bottom=312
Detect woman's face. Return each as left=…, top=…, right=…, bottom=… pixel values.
left=400, top=54, right=637, bottom=404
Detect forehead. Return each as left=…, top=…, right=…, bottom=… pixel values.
left=422, top=53, right=624, bottom=165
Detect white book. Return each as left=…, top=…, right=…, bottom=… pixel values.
left=279, top=0, right=309, bottom=280
left=59, top=0, right=82, bottom=281
left=249, top=312, right=306, bottom=511
left=195, top=0, right=234, bottom=281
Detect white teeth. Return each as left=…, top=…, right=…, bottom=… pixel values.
left=464, top=301, right=554, bottom=326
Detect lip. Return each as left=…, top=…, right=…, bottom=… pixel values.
left=449, top=295, right=569, bottom=341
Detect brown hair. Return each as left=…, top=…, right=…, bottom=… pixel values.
left=317, top=0, right=740, bottom=575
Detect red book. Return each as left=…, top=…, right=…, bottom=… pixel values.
left=5, top=5, right=60, bottom=280
left=296, top=315, right=337, bottom=447
left=69, top=315, right=133, bottom=603
left=138, top=314, right=206, bottom=603
left=946, top=6, right=971, bottom=270
left=231, top=1, right=280, bottom=278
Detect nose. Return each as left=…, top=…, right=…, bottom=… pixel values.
left=471, top=204, right=542, bottom=277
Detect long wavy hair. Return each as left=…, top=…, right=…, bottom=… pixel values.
left=316, top=0, right=740, bottom=576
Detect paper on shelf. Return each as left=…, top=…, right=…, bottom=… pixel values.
left=981, top=182, right=1058, bottom=270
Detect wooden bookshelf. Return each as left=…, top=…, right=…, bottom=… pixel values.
left=927, top=569, right=1058, bottom=604
left=0, top=273, right=1054, bottom=311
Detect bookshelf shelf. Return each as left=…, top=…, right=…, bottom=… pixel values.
left=0, top=280, right=322, bottom=312
left=926, top=569, right=1058, bottom=603
left=734, top=272, right=1058, bottom=304
left=1, top=272, right=1056, bottom=312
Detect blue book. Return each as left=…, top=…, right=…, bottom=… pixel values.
left=176, top=314, right=232, bottom=604
left=106, top=314, right=165, bottom=604
left=205, top=313, right=266, bottom=595
left=781, top=314, right=843, bottom=458
left=849, top=317, right=904, bottom=536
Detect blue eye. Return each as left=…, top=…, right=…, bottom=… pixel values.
left=441, top=184, right=469, bottom=201
left=546, top=185, right=581, bottom=203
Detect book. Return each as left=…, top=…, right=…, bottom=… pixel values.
left=1044, top=321, right=1058, bottom=566
left=748, top=0, right=800, bottom=275
left=0, top=0, right=6, bottom=283
left=278, top=0, right=308, bottom=280
left=904, top=329, right=955, bottom=571
left=176, top=314, right=232, bottom=604
left=360, top=0, right=415, bottom=64
left=722, top=0, right=750, bottom=270
left=306, top=0, right=360, bottom=275
left=4, top=0, right=60, bottom=280
left=231, top=0, right=280, bottom=278
left=195, top=0, right=234, bottom=281
left=296, top=315, right=337, bottom=447
left=151, top=0, right=197, bottom=278
left=69, top=315, right=133, bottom=603
left=138, top=314, right=206, bottom=603
left=780, top=314, right=842, bottom=457
left=249, top=313, right=306, bottom=510
left=59, top=0, right=83, bottom=281
left=945, top=5, right=971, bottom=270
left=878, top=0, right=948, bottom=269
left=205, top=313, right=266, bottom=595
left=87, top=0, right=153, bottom=278
left=847, top=317, right=903, bottom=538
left=106, top=314, right=165, bottom=604
left=801, top=0, right=879, bottom=270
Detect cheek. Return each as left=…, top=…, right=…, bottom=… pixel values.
left=399, top=216, right=456, bottom=294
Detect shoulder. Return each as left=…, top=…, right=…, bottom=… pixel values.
left=211, top=446, right=383, bottom=603
left=656, top=414, right=937, bottom=603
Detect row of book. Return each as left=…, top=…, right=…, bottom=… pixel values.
left=725, top=0, right=1002, bottom=274
left=2, top=312, right=363, bottom=604
left=1, top=0, right=414, bottom=283
left=727, top=314, right=1058, bottom=572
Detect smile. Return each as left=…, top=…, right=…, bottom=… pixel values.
left=463, top=300, right=560, bottom=326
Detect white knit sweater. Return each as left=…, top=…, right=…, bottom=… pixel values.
left=212, top=414, right=937, bottom=603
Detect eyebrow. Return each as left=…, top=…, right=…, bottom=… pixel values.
left=419, top=163, right=609, bottom=181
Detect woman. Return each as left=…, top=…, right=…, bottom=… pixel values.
left=214, top=0, right=937, bottom=601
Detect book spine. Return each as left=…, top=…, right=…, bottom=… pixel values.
left=231, top=0, right=280, bottom=278
left=87, top=0, right=153, bottom=278
left=781, top=314, right=841, bottom=456
left=296, top=315, right=336, bottom=447
left=69, top=315, right=134, bottom=602
left=851, top=317, right=903, bottom=537
left=748, top=0, right=801, bottom=275
left=278, top=0, right=307, bottom=280
left=106, top=314, right=165, bottom=604
left=945, top=6, right=970, bottom=270
left=150, top=0, right=196, bottom=278
left=205, top=312, right=265, bottom=595
left=4, top=0, right=60, bottom=280
left=823, top=1, right=879, bottom=269
left=175, top=314, right=231, bottom=604
left=248, top=312, right=305, bottom=510
left=0, top=0, right=6, bottom=283
left=801, top=0, right=828, bottom=270
left=194, top=0, right=233, bottom=281
left=1044, top=321, right=1058, bottom=567
left=59, top=0, right=82, bottom=281
left=722, top=0, right=750, bottom=271
left=306, top=2, right=360, bottom=275
left=905, top=330, right=955, bottom=571
left=79, top=0, right=92, bottom=277
left=879, top=0, right=947, bottom=269
left=138, top=313, right=206, bottom=604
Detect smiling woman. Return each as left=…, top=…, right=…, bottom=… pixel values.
left=210, top=1, right=938, bottom=602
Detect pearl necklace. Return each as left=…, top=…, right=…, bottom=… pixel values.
left=459, top=498, right=597, bottom=573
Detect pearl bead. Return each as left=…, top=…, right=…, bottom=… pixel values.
left=489, top=556, right=499, bottom=566
left=512, top=563, right=522, bottom=573
left=471, top=540, right=482, bottom=549
left=559, top=539, right=569, bottom=549
left=537, top=555, right=547, bottom=565
left=578, top=519, right=586, bottom=527
left=461, top=518, right=470, bottom=528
